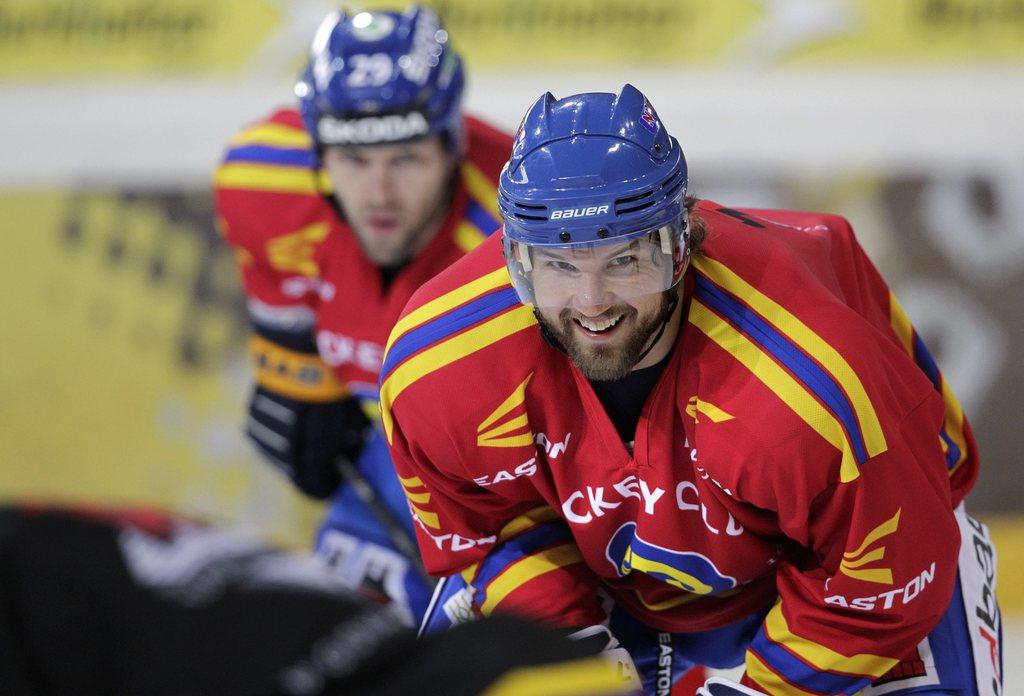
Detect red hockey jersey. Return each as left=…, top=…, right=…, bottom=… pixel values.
left=214, top=108, right=512, bottom=401
left=381, top=202, right=978, bottom=694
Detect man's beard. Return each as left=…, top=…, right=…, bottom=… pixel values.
left=540, top=291, right=674, bottom=381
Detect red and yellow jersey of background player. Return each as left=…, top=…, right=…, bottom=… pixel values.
left=380, top=201, right=979, bottom=694
left=213, top=108, right=512, bottom=402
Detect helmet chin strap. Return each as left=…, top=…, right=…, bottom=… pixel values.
left=633, top=288, right=679, bottom=367
left=535, top=308, right=567, bottom=353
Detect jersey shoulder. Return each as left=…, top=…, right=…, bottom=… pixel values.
left=380, top=233, right=542, bottom=445
left=687, top=201, right=935, bottom=485
left=463, top=114, right=514, bottom=180
left=214, top=108, right=338, bottom=262
left=214, top=107, right=330, bottom=198
left=451, top=116, right=513, bottom=249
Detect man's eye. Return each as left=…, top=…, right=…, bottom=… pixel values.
left=608, top=255, right=636, bottom=268
left=547, top=261, right=578, bottom=273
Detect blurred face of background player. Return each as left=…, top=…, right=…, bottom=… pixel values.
left=323, top=135, right=458, bottom=269
left=529, top=236, right=682, bottom=381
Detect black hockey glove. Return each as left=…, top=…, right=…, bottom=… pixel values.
left=245, top=328, right=370, bottom=499
left=247, top=386, right=371, bottom=499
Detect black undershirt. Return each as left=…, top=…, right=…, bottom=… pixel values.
left=589, top=346, right=674, bottom=450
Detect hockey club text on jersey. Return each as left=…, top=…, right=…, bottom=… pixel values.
left=282, top=276, right=336, bottom=300
left=562, top=474, right=665, bottom=523
left=560, top=472, right=744, bottom=537
left=414, top=515, right=497, bottom=553
left=317, top=331, right=383, bottom=372
left=683, top=437, right=745, bottom=535
left=550, top=205, right=609, bottom=220
left=824, top=562, right=937, bottom=611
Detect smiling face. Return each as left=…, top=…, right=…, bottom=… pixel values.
left=322, top=136, right=457, bottom=268
left=529, top=238, right=680, bottom=380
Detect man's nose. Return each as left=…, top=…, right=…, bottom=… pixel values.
left=364, top=164, right=395, bottom=205
left=570, top=272, right=614, bottom=315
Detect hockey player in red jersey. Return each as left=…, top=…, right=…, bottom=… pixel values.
left=214, top=5, right=512, bottom=626
left=382, top=85, right=1002, bottom=694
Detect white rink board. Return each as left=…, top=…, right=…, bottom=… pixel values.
left=1, top=69, right=1022, bottom=187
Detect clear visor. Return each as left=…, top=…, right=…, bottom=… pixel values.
left=503, top=223, right=689, bottom=309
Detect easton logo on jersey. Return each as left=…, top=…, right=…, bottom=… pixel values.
left=839, top=508, right=902, bottom=585
left=477, top=373, right=534, bottom=448
left=605, top=522, right=736, bottom=596
left=266, top=222, right=330, bottom=277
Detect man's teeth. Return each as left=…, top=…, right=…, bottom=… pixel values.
left=578, top=314, right=624, bottom=332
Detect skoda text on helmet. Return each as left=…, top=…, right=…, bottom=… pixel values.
left=498, top=84, right=689, bottom=310
left=295, top=5, right=465, bottom=150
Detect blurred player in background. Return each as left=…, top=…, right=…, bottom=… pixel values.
left=214, top=5, right=511, bottom=626
left=383, top=85, right=1001, bottom=694
left=0, top=503, right=631, bottom=696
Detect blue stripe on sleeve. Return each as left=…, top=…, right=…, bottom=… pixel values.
left=225, top=145, right=319, bottom=169
left=379, top=287, right=520, bottom=383
left=695, top=275, right=870, bottom=466
left=750, top=626, right=873, bottom=695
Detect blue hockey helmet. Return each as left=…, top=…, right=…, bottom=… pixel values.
left=295, top=5, right=464, bottom=150
left=499, top=85, right=689, bottom=308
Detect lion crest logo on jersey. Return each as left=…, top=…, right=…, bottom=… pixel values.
left=605, top=522, right=736, bottom=596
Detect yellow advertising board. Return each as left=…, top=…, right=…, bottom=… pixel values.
left=2, top=0, right=1023, bottom=77
left=0, top=0, right=280, bottom=75
left=362, top=0, right=1024, bottom=66
left=0, top=190, right=323, bottom=548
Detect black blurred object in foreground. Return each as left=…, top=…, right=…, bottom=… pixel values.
left=0, top=505, right=627, bottom=696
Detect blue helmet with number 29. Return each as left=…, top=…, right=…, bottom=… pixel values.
left=295, top=5, right=465, bottom=150
left=498, top=85, right=689, bottom=309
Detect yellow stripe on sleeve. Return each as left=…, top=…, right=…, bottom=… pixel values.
left=403, top=489, right=431, bottom=504
left=229, top=123, right=312, bottom=149
left=888, top=292, right=916, bottom=356
left=461, top=161, right=502, bottom=217
left=384, top=268, right=511, bottom=355
left=411, top=505, right=440, bottom=530
left=745, top=652, right=822, bottom=696
left=381, top=305, right=536, bottom=442
left=689, top=300, right=861, bottom=483
left=398, top=474, right=424, bottom=487
left=480, top=543, right=584, bottom=615
left=941, top=380, right=969, bottom=476
left=889, top=292, right=969, bottom=476
left=454, top=220, right=487, bottom=253
left=496, top=507, right=561, bottom=542
left=762, top=602, right=899, bottom=678
left=695, top=256, right=887, bottom=459
left=215, top=163, right=332, bottom=195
